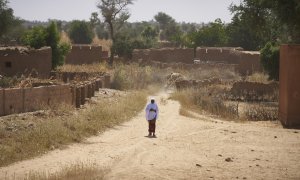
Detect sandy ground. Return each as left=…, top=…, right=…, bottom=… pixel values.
left=0, top=91, right=300, bottom=180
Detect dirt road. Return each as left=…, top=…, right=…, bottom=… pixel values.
left=1, top=91, right=300, bottom=180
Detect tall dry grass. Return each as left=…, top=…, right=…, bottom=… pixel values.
left=171, top=86, right=238, bottom=120
left=172, top=66, right=241, bottom=82
left=56, top=63, right=108, bottom=73
left=0, top=91, right=147, bottom=167
left=245, top=72, right=270, bottom=83
left=244, top=103, right=278, bottom=121
left=60, top=31, right=71, bottom=44
left=111, top=63, right=167, bottom=90
left=92, top=36, right=112, bottom=52
left=25, top=162, right=106, bottom=180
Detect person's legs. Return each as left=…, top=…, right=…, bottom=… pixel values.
left=148, top=121, right=152, bottom=136
left=151, top=120, right=156, bottom=137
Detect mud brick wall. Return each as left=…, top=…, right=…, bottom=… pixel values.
left=132, top=48, right=194, bottom=64
left=0, top=89, right=3, bottom=116
left=65, top=45, right=102, bottom=65
left=133, top=47, right=261, bottom=75
left=3, top=88, right=24, bottom=115
left=0, top=47, right=52, bottom=78
left=230, top=81, right=279, bottom=101
left=0, top=85, right=73, bottom=116
left=149, top=61, right=238, bottom=71
left=0, top=75, right=111, bottom=116
left=24, top=85, right=72, bottom=112
left=279, top=45, right=300, bottom=127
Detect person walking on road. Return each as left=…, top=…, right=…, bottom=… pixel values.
left=145, top=98, right=159, bottom=138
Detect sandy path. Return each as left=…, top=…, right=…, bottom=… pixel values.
left=0, top=91, right=300, bottom=180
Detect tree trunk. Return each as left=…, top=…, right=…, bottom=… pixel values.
left=108, top=21, right=114, bottom=66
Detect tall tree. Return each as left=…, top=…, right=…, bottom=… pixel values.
left=154, top=12, right=175, bottom=31
left=90, top=12, right=101, bottom=29
left=261, top=0, right=300, bottom=43
left=188, top=19, right=228, bottom=48
left=68, top=20, right=94, bottom=44
left=227, top=0, right=274, bottom=50
left=97, top=0, right=134, bottom=64
left=0, top=0, right=14, bottom=38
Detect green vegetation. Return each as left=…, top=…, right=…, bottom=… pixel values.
left=187, top=19, right=227, bottom=48
left=0, top=0, right=14, bottom=38
left=22, top=22, right=71, bottom=68
left=97, top=0, right=134, bottom=64
left=68, top=20, right=94, bottom=44
left=260, top=42, right=280, bottom=80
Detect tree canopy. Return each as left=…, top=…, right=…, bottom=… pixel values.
left=68, top=20, right=94, bottom=44
left=97, top=0, right=134, bottom=64
left=0, top=0, right=15, bottom=38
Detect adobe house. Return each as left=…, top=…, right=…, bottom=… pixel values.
left=0, top=47, right=52, bottom=78
left=279, top=45, right=300, bottom=128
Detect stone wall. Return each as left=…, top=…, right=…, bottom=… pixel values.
left=279, top=45, right=300, bottom=127
left=133, top=47, right=262, bottom=75
left=65, top=45, right=103, bottom=65
left=0, top=47, right=52, bottom=78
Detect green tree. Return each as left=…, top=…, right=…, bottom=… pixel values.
left=68, top=20, right=94, bottom=44
left=260, top=42, right=280, bottom=80
left=90, top=12, right=100, bottom=29
left=97, top=0, right=134, bottom=64
left=154, top=12, right=179, bottom=41
left=0, top=0, right=14, bottom=38
left=226, top=0, right=275, bottom=50
left=22, top=22, right=70, bottom=68
left=154, top=12, right=175, bottom=31
left=188, top=19, right=228, bottom=48
left=141, top=26, right=158, bottom=47
left=22, top=26, right=48, bottom=49
left=261, top=0, right=300, bottom=43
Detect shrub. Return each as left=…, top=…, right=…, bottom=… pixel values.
left=260, top=42, right=280, bottom=81
left=22, top=26, right=47, bottom=49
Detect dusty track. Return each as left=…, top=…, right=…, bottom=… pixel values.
left=0, top=91, right=300, bottom=180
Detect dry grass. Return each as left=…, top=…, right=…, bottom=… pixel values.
left=173, top=67, right=241, bottom=82
left=171, top=86, right=238, bottom=120
left=244, top=103, right=278, bottom=121
left=245, top=72, right=270, bottom=83
left=92, top=37, right=112, bottom=52
left=60, top=31, right=71, bottom=44
left=56, top=63, right=108, bottom=73
left=0, top=90, right=147, bottom=167
left=111, top=63, right=167, bottom=90
left=25, top=162, right=107, bottom=180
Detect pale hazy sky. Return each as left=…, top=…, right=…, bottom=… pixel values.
left=9, top=0, right=241, bottom=23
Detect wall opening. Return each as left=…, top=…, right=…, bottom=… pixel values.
left=5, top=62, right=12, bottom=68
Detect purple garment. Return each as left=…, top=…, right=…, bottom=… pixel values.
left=145, top=103, right=159, bottom=121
